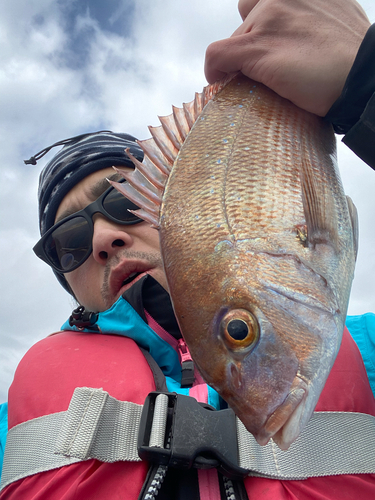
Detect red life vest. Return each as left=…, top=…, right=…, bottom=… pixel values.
left=243, top=327, right=375, bottom=499
left=1, top=327, right=375, bottom=499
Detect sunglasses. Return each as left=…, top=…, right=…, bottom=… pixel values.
left=33, top=183, right=142, bottom=273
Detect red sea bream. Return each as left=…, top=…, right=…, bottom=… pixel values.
left=112, top=73, right=358, bottom=449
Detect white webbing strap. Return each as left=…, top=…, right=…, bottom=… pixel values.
left=236, top=412, right=375, bottom=479
left=0, top=387, right=143, bottom=491
left=1, top=387, right=375, bottom=492
left=54, top=386, right=142, bottom=461
left=0, top=411, right=81, bottom=491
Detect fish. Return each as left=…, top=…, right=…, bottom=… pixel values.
left=112, top=73, right=358, bottom=450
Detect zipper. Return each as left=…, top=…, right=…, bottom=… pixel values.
left=144, top=310, right=196, bottom=388
left=223, top=476, right=237, bottom=500
left=177, top=338, right=195, bottom=388
left=142, top=464, right=168, bottom=500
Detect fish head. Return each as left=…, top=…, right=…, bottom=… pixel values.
left=171, top=249, right=346, bottom=450
left=204, top=302, right=310, bottom=450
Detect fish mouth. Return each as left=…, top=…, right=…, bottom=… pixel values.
left=237, top=375, right=309, bottom=450
left=269, top=394, right=309, bottom=450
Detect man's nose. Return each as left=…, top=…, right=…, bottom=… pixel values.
left=91, top=217, right=133, bottom=265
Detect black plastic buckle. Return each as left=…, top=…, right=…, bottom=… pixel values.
left=68, top=306, right=98, bottom=330
left=138, top=392, right=248, bottom=480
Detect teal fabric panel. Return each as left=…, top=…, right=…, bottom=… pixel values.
left=0, top=402, right=8, bottom=480
left=165, top=377, right=221, bottom=410
left=207, top=386, right=221, bottom=410
left=346, top=313, right=375, bottom=397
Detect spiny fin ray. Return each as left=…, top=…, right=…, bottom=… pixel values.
left=113, top=166, right=163, bottom=205
left=194, top=91, right=204, bottom=117
left=159, top=114, right=183, bottom=151
left=173, top=105, right=189, bottom=141
left=183, top=101, right=196, bottom=129
left=109, top=179, right=160, bottom=219
left=128, top=208, right=159, bottom=227
left=122, top=148, right=168, bottom=190
left=138, top=138, right=172, bottom=174
left=148, top=125, right=178, bottom=165
left=113, top=73, right=238, bottom=227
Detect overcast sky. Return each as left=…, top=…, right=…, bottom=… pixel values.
left=1, top=0, right=374, bottom=403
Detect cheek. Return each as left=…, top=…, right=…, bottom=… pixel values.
left=65, top=263, right=104, bottom=311
left=141, top=226, right=161, bottom=250
left=65, top=267, right=85, bottom=292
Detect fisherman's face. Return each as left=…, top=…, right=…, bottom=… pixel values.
left=55, top=167, right=167, bottom=312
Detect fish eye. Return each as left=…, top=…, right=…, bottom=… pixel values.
left=227, top=319, right=249, bottom=340
left=221, top=309, right=259, bottom=350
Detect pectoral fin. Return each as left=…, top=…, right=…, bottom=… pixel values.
left=300, top=158, right=339, bottom=250
left=346, top=195, right=359, bottom=261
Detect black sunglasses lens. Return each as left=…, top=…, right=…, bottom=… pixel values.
left=45, top=216, right=92, bottom=272
left=39, top=186, right=141, bottom=272
left=102, top=188, right=141, bottom=222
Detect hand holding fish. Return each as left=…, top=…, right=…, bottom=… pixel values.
left=204, top=0, right=370, bottom=116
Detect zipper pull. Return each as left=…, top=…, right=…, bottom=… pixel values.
left=177, top=339, right=195, bottom=388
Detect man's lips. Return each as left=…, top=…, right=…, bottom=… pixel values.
left=109, top=261, right=152, bottom=300
left=122, top=271, right=143, bottom=287
left=118, top=271, right=148, bottom=295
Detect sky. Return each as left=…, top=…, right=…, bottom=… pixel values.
left=1, top=0, right=374, bottom=403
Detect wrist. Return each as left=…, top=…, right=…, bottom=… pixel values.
left=325, top=23, right=375, bottom=133
left=325, top=23, right=375, bottom=170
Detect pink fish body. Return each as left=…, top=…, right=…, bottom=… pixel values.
left=113, top=73, right=357, bottom=449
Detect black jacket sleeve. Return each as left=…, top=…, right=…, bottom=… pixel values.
left=325, top=24, right=375, bottom=170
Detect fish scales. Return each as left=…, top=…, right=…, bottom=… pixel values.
left=162, top=80, right=306, bottom=264
left=113, top=73, right=357, bottom=449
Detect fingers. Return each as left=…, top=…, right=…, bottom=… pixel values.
left=205, top=32, right=268, bottom=84
left=238, top=0, right=259, bottom=21
left=204, top=36, right=255, bottom=84
left=204, top=0, right=370, bottom=114
left=204, top=0, right=261, bottom=82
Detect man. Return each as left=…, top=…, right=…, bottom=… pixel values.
left=1, top=1, right=375, bottom=499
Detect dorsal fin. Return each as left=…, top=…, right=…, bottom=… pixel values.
left=110, top=73, right=237, bottom=228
